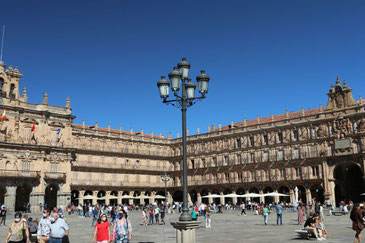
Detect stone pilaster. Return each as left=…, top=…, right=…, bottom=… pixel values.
left=5, top=186, right=16, bottom=212
left=259, top=190, right=264, bottom=203
left=219, top=192, right=225, bottom=205
left=197, top=192, right=201, bottom=204
left=289, top=189, right=295, bottom=203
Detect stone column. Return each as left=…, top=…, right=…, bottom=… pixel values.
left=259, top=190, right=264, bottom=203
left=245, top=190, right=250, bottom=202
left=197, top=192, right=202, bottom=204
left=105, top=191, right=111, bottom=205
left=78, top=190, right=85, bottom=205
left=188, top=193, right=192, bottom=205
left=273, top=190, right=279, bottom=203
left=171, top=221, right=201, bottom=243
left=5, top=186, right=16, bottom=212
left=167, top=191, right=173, bottom=204
left=92, top=191, right=98, bottom=205
left=57, top=192, right=70, bottom=209
left=306, top=188, right=312, bottom=205
left=232, top=191, right=237, bottom=205
left=118, top=191, right=123, bottom=205
left=129, top=191, right=134, bottom=205
left=140, top=191, right=145, bottom=206
left=150, top=192, right=156, bottom=204
left=220, top=192, right=225, bottom=205
left=30, top=193, right=44, bottom=213
left=328, top=181, right=336, bottom=207
left=289, top=189, right=295, bottom=203
left=208, top=192, right=213, bottom=204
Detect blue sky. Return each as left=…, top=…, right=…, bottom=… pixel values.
left=1, top=1, right=365, bottom=137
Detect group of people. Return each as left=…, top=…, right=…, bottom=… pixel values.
left=5, top=209, right=69, bottom=243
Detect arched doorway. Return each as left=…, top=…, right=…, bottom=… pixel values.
left=110, top=191, right=118, bottom=206
left=144, top=191, right=151, bottom=205
left=173, top=190, right=183, bottom=202
left=71, top=190, right=79, bottom=206
left=224, top=188, right=232, bottom=205
left=263, top=187, right=274, bottom=204
left=249, top=187, right=259, bottom=203
left=278, top=186, right=290, bottom=203
left=297, top=186, right=306, bottom=203
left=0, top=186, right=6, bottom=205
left=334, top=163, right=365, bottom=204
left=133, top=191, right=141, bottom=205
left=45, top=184, right=59, bottom=210
left=236, top=188, right=245, bottom=203
left=201, top=189, right=208, bottom=204
left=97, top=190, right=106, bottom=205
left=122, top=191, right=129, bottom=205
left=190, top=190, right=197, bottom=204
left=15, top=184, right=31, bottom=212
left=310, top=185, right=324, bottom=203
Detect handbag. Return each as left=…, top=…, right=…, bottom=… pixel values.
left=358, top=221, right=365, bottom=230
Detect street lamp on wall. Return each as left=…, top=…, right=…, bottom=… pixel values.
left=157, top=58, right=210, bottom=221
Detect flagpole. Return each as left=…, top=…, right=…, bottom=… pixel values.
left=0, top=25, right=5, bottom=62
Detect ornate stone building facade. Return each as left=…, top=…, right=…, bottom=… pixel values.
left=0, top=61, right=365, bottom=212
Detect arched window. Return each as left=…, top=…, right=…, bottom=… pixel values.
left=9, top=84, right=15, bottom=99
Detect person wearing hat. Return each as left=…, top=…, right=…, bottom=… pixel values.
left=1, top=205, right=6, bottom=226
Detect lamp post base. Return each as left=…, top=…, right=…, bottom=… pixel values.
left=171, top=221, right=201, bottom=243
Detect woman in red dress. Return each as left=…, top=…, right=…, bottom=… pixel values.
left=350, top=204, right=364, bottom=243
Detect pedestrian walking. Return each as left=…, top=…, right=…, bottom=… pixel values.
left=49, top=213, right=69, bottom=243
left=263, top=205, right=269, bottom=225
left=37, top=208, right=51, bottom=243
left=154, top=206, right=160, bottom=224
left=240, top=202, right=246, bottom=216
left=92, top=213, right=110, bottom=243
left=5, top=212, right=30, bottom=243
left=142, top=209, right=147, bottom=226
left=160, top=203, right=166, bottom=225
left=191, top=207, right=197, bottom=221
left=92, top=206, right=99, bottom=227
left=148, top=207, right=154, bottom=225
left=297, top=204, right=305, bottom=225
left=350, top=204, right=364, bottom=243
left=112, top=209, right=132, bottom=243
left=205, top=206, right=211, bottom=228
left=1, top=205, right=7, bottom=226
left=275, top=203, right=283, bottom=225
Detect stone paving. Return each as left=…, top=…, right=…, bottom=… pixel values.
left=0, top=209, right=356, bottom=242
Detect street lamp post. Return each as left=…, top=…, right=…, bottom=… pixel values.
left=157, top=58, right=210, bottom=222
left=161, top=172, right=170, bottom=203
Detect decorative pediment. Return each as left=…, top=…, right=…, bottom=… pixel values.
left=21, top=117, right=39, bottom=124
left=45, top=153, right=64, bottom=164
left=326, top=77, right=356, bottom=110
left=16, top=150, right=37, bottom=161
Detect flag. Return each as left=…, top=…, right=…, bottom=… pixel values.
left=57, top=128, right=61, bottom=135
left=31, top=122, right=35, bottom=132
left=0, top=111, right=5, bottom=122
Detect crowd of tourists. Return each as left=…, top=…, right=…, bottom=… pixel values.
left=2, top=198, right=365, bottom=242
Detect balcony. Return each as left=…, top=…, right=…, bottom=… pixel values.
left=44, top=172, right=66, bottom=181
left=0, top=170, right=40, bottom=179
left=72, top=161, right=168, bottom=172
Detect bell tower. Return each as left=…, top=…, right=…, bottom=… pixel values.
left=0, top=61, right=27, bottom=104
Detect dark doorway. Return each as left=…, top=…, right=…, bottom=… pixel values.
left=190, top=190, right=197, bottom=204
left=334, top=163, right=365, bottom=204
left=297, top=186, right=306, bottom=203
left=0, top=186, right=5, bottom=205
left=173, top=190, right=183, bottom=202
left=45, top=184, right=58, bottom=210
left=71, top=190, right=79, bottom=206
left=15, top=184, right=31, bottom=212
left=310, top=185, right=324, bottom=203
